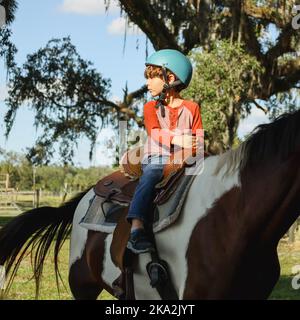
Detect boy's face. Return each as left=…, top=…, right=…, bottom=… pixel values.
left=146, top=76, right=165, bottom=97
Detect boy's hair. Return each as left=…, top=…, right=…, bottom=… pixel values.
left=144, top=65, right=173, bottom=79
left=144, top=65, right=185, bottom=92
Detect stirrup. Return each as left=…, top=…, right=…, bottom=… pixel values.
left=146, top=260, right=169, bottom=287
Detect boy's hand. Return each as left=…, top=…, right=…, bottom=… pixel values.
left=172, top=135, right=200, bottom=148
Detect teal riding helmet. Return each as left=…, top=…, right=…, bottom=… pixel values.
left=145, top=49, right=193, bottom=88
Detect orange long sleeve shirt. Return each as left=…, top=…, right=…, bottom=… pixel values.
left=142, top=99, right=203, bottom=161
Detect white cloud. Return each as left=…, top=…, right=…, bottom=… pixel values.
left=0, top=86, right=8, bottom=102
left=58, top=0, right=119, bottom=16
left=238, top=106, right=270, bottom=139
left=107, top=17, right=142, bottom=35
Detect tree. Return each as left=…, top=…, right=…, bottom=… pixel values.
left=0, top=27, right=17, bottom=69
left=0, top=150, right=33, bottom=189
left=3, top=1, right=300, bottom=164
left=117, top=1, right=300, bottom=141
left=184, top=40, right=263, bottom=153
left=4, top=37, right=146, bottom=164
left=0, top=149, right=115, bottom=191
left=118, top=0, right=300, bottom=99
left=0, top=0, right=17, bottom=69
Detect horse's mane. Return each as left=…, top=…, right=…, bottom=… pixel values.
left=215, top=109, right=300, bottom=177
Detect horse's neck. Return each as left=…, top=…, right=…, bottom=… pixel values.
left=189, top=155, right=241, bottom=224
left=241, top=152, right=300, bottom=245
left=194, top=151, right=300, bottom=247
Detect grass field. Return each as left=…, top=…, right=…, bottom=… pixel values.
left=0, top=194, right=300, bottom=300
left=1, top=240, right=114, bottom=300
left=269, top=235, right=300, bottom=300
left=0, top=193, right=114, bottom=300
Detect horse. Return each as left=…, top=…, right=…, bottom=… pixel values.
left=0, top=109, right=300, bottom=300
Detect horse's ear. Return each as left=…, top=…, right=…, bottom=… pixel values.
left=110, top=209, right=131, bottom=271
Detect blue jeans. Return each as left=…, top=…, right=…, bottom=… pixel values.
left=127, top=154, right=168, bottom=225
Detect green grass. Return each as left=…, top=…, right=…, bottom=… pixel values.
left=1, top=235, right=299, bottom=300
left=0, top=194, right=115, bottom=300
left=269, top=235, right=300, bottom=300
left=1, top=240, right=114, bottom=300
left=0, top=194, right=300, bottom=300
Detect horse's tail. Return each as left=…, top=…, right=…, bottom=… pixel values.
left=0, top=189, right=89, bottom=298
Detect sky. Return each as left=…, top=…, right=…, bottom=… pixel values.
left=0, top=0, right=270, bottom=167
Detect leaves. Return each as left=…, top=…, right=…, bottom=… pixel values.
left=0, top=149, right=114, bottom=191
left=0, top=26, right=17, bottom=70
left=184, top=39, right=263, bottom=151
left=4, top=37, right=115, bottom=165
left=3, top=0, right=300, bottom=163
left=117, top=1, right=300, bottom=96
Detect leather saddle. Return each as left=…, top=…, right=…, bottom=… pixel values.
left=94, top=145, right=201, bottom=206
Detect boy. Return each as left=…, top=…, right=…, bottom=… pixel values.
left=126, top=49, right=203, bottom=254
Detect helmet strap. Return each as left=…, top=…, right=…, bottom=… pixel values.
left=156, top=67, right=182, bottom=118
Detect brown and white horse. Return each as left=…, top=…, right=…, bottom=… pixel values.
left=0, top=109, right=300, bottom=300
